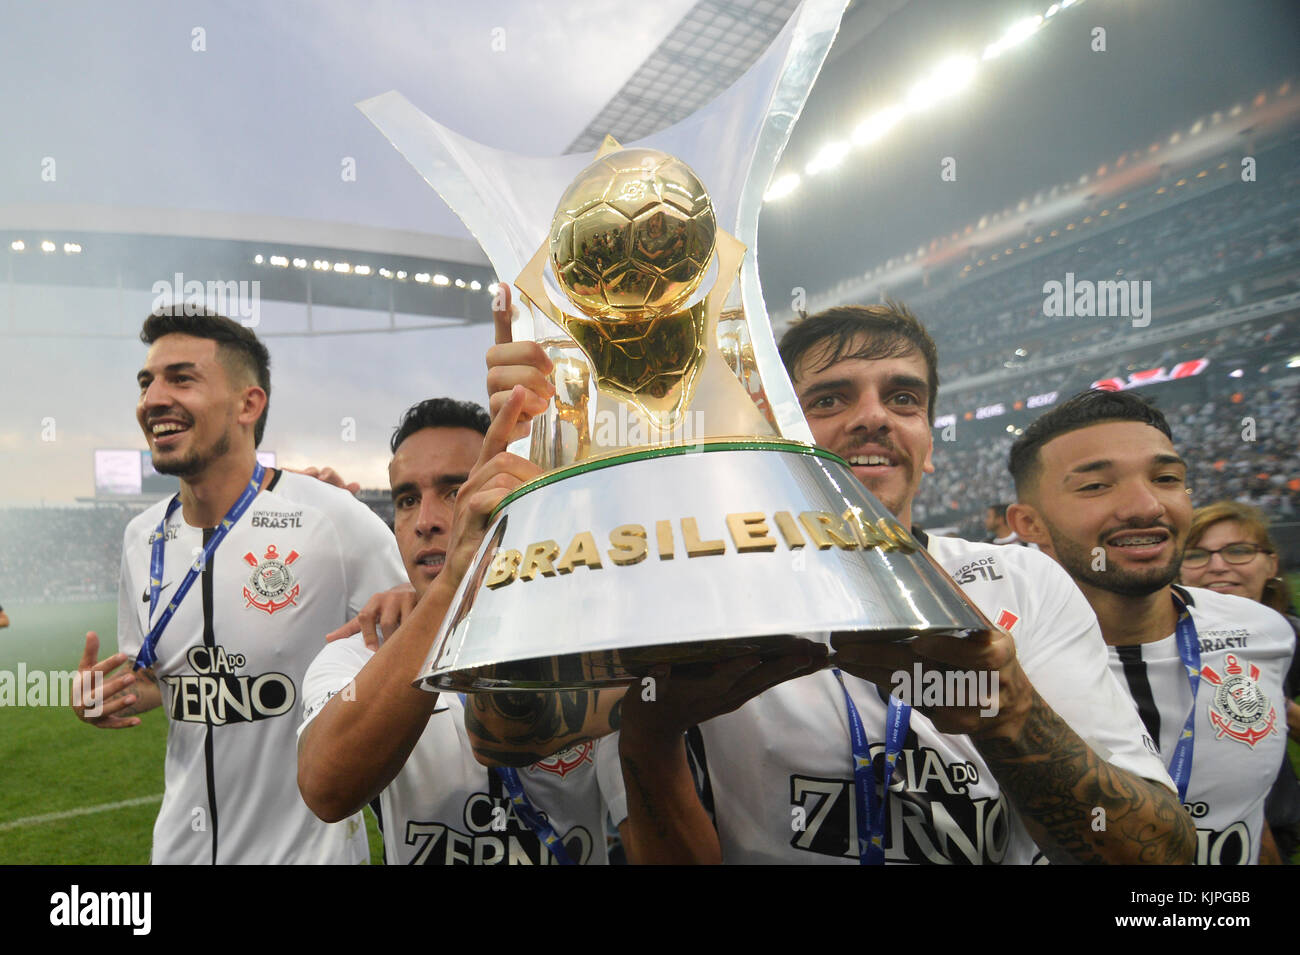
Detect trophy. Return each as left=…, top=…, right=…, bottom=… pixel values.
left=360, top=0, right=993, bottom=691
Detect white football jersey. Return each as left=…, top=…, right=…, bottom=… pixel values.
left=299, top=634, right=627, bottom=865
left=1108, top=585, right=1295, bottom=864
left=118, top=470, right=407, bottom=864
left=690, top=531, right=1172, bottom=864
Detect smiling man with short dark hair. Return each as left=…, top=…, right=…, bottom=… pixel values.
left=72, top=306, right=406, bottom=864
left=1008, top=389, right=1295, bottom=864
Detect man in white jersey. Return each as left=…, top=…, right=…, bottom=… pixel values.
left=483, top=298, right=1195, bottom=864
left=1006, top=389, right=1294, bottom=864
left=71, top=308, right=406, bottom=864
left=297, top=394, right=627, bottom=864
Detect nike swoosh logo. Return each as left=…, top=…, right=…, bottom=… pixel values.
left=431, top=707, right=449, bottom=715
left=142, top=581, right=175, bottom=603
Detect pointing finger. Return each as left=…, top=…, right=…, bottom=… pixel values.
left=492, top=284, right=514, bottom=345
left=477, top=386, right=528, bottom=471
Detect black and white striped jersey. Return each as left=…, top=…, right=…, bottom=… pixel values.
left=118, top=470, right=407, bottom=864
left=1109, top=585, right=1295, bottom=865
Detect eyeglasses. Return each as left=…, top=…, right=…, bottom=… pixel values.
left=1182, top=543, right=1270, bottom=568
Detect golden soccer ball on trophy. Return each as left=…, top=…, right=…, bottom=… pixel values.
left=550, top=148, right=716, bottom=319
left=548, top=148, right=718, bottom=416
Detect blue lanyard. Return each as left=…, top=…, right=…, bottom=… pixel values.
left=832, top=667, right=911, bottom=865
left=459, top=695, right=576, bottom=865
left=135, top=462, right=265, bottom=671
left=1166, top=591, right=1201, bottom=803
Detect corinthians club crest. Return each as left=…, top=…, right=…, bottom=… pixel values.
left=242, top=544, right=301, bottom=615
left=529, top=741, right=594, bottom=779
left=1201, top=653, right=1277, bottom=748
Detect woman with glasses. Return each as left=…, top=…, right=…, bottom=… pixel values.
left=1181, top=501, right=1300, bottom=863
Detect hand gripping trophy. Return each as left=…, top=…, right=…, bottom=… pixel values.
left=360, top=0, right=992, bottom=691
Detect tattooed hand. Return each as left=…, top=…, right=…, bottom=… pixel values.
left=465, top=675, right=627, bottom=768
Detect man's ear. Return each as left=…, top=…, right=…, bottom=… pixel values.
left=1007, top=501, right=1050, bottom=551
left=921, top=429, right=935, bottom=475
left=237, top=385, right=268, bottom=431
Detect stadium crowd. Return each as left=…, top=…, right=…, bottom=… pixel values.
left=0, top=503, right=145, bottom=602
left=946, top=311, right=1299, bottom=413
left=809, top=135, right=1300, bottom=386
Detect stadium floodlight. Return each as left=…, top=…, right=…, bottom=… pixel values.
left=487, top=282, right=500, bottom=295
left=41, top=240, right=56, bottom=252
left=806, top=141, right=849, bottom=175
left=333, top=262, right=352, bottom=273
left=454, top=278, right=466, bottom=287
left=470, top=280, right=482, bottom=291
left=414, top=272, right=430, bottom=283
left=354, top=265, right=372, bottom=275
left=905, top=55, right=977, bottom=110
left=764, top=172, right=800, bottom=201
left=269, top=255, right=290, bottom=267
left=396, top=270, right=408, bottom=280
left=379, top=267, right=393, bottom=278
left=10, top=239, right=24, bottom=251
left=852, top=105, right=903, bottom=145
left=63, top=242, right=82, bottom=254
left=293, top=258, right=308, bottom=269
left=254, top=253, right=264, bottom=264
left=433, top=273, right=450, bottom=286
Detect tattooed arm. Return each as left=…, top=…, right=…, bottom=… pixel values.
left=466, top=684, right=627, bottom=767
left=834, top=627, right=1195, bottom=864
left=973, top=687, right=1195, bottom=864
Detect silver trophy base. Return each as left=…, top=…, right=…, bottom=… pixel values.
left=418, top=439, right=991, bottom=692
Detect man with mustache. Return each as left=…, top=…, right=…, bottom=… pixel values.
left=1006, top=389, right=1294, bottom=863
left=483, top=296, right=1193, bottom=864
left=72, top=307, right=406, bottom=863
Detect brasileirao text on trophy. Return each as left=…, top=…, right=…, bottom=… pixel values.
left=358, top=0, right=993, bottom=691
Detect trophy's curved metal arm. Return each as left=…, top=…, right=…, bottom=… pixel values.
left=627, top=0, right=849, bottom=445
left=357, top=0, right=850, bottom=452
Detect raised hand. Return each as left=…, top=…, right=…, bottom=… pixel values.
left=325, top=583, right=419, bottom=650
left=485, top=284, right=554, bottom=441
left=443, top=385, right=542, bottom=591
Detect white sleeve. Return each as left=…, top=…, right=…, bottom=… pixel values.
left=595, top=732, right=628, bottom=828
left=330, top=493, right=408, bottom=617
left=298, top=635, right=373, bottom=737
left=1012, top=551, right=1173, bottom=790
left=116, top=533, right=145, bottom=662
